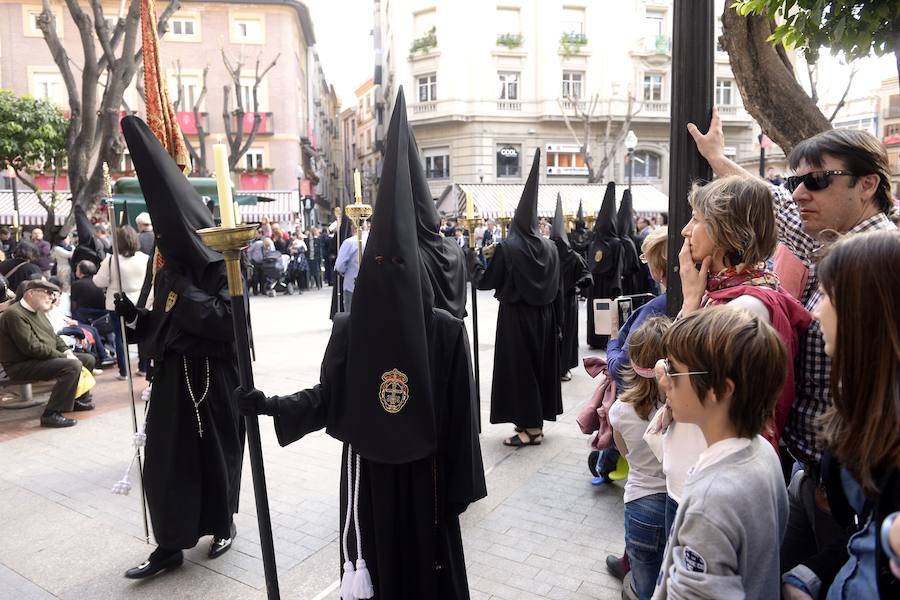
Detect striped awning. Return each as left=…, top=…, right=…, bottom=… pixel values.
left=0, top=191, right=71, bottom=226
left=239, top=191, right=300, bottom=224
left=436, top=183, right=669, bottom=219
left=0, top=189, right=301, bottom=227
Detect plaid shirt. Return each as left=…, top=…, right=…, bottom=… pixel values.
left=771, top=185, right=896, bottom=466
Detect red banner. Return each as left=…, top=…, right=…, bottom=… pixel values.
left=141, top=0, right=191, bottom=174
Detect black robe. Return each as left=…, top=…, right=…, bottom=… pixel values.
left=268, top=310, right=486, bottom=599
left=476, top=244, right=563, bottom=428
left=129, top=263, right=243, bottom=548
left=555, top=244, right=592, bottom=374
left=585, top=235, right=623, bottom=349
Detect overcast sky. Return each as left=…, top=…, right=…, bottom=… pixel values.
left=303, top=0, right=896, bottom=111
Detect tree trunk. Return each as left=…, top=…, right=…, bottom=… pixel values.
left=721, top=6, right=831, bottom=155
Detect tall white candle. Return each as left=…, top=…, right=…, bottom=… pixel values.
left=213, top=144, right=236, bottom=228
left=354, top=169, right=362, bottom=201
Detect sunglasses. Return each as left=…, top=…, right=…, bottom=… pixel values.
left=784, top=170, right=857, bottom=193
left=662, top=358, right=708, bottom=383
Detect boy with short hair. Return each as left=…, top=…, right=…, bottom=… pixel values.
left=653, top=305, right=789, bottom=600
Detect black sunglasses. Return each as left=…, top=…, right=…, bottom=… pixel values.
left=784, top=170, right=857, bottom=193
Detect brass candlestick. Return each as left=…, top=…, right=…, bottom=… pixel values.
left=197, top=223, right=282, bottom=600
left=497, top=215, right=512, bottom=239
left=345, top=199, right=373, bottom=261
left=585, top=214, right=597, bottom=231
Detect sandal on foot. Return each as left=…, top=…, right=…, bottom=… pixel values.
left=503, top=430, right=543, bottom=447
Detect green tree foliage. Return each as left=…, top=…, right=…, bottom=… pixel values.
left=733, top=1, right=900, bottom=72
left=0, top=90, right=68, bottom=188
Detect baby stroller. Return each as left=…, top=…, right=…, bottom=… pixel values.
left=260, top=255, right=286, bottom=297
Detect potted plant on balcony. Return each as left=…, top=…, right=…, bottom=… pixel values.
left=496, top=33, right=524, bottom=49
left=409, top=26, right=437, bottom=59
left=560, top=32, right=588, bottom=57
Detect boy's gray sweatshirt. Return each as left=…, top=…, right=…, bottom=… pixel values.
left=652, top=436, right=788, bottom=600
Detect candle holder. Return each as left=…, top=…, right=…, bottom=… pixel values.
left=496, top=214, right=512, bottom=239
left=564, top=212, right=576, bottom=233
left=585, top=214, right=597, bottom=231
left=197, top=222, right=281, bottom=599
left=345, top=198, right=373, bottom=260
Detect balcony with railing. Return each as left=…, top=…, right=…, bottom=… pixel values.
left=176, top=111, right=209, bottom=135
left=413, top=101, right=437, bottom=114
left=497, top=101, right=522, bottom=111
left=230, top=112, right=274, bottom=135
left=642, top=100, right=669, bottom=114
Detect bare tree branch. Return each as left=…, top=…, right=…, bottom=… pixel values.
left=828, top=66, right=858, bottom=123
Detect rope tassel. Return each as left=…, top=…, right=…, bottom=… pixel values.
left=111, top=429, right=146, bottom=495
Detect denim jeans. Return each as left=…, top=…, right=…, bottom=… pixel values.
left=664, top=494, right=678, bottom=538
left=624, top=493, right=668, bottom=600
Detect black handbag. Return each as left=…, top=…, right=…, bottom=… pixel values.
left=91, top=313, right=114, bottom=336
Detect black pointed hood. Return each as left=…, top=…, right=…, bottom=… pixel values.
left=332, top=88, right=436, bottom=464
left=551, top=193, right=570, bottom=249
left=575, top=200, right=585, bottom=232
left=71, top=205, right=106, bottom=267
left=617, top=188, right=641, bottom=282
left=119, top=199, right=131, bottom=228
left=594, top=181, right=618, bottom=238
left=503, top=149, right=560, bottom=306
left=408, top=114, right=467, bottom=318
left=121, top=116, right=221, bottom=277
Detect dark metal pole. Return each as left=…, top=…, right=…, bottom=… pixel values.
left=11, top=174, right=20, bottom=242
left=198, top=224, right=281, bottom=600
left=666, top=0, right=715, bottom=317
left=628, top=149, right=634, bottom=192
left=758, top=134, right=767, bottom=178
left=469, top=279, right=481, bottom=429
left=227, top=287, right=280, bottom=599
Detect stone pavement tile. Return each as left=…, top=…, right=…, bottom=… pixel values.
left=0, top=562, right=57, bottom=600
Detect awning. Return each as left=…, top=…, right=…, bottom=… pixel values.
left=436, top=183, right=669, bottom=219
left=0, top=191, right=71, bottom=226
left=240, top=191, right=299, bottom=224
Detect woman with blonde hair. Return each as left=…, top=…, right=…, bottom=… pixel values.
left=679, top=175, right=811, bottom=450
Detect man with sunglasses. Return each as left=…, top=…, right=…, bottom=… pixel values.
left=0, top=279, right=96, bottom=427
left=688, top=112, right=896, bottom=593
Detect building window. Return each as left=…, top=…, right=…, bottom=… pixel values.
left=715, top=79, right=734, bottom=106
left=24, top=6, right=63, bottom=38
left=245, top=148, right=264, bottom=170
left=561, top=7, right=585, bottom=36
left=424, top=147, right=450, bottom=179
left=546, top=143, right=587, bottom=176
left=169, top=16, right=199, bottom=40
left=833, top=117, right=876, bottom=134
left=31, top=71, right=66, bottom=106
left=643, top=74, right=663, bottom=101
left=496, top=144, right=521, bottom=177
left=627, top=150, right=662, bottom=180
left=231, top=16, right=264, bottom=43
left=562, top=71, right=583, bottom=99
left=417, top=73, right=437, bottom=102
left=498, top=72, right=519, bottom=100
left=168, top=73, right=203, bottom=110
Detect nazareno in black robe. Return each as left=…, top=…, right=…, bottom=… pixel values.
left=585, top=182, right=623, bottom=349
left=129, top=263, right=243, bottom=548
left=122, top=115, right=244, bottom=550
left=267, top=310, right=485, bottom=599
left=476, top=150, right=562, bottom=429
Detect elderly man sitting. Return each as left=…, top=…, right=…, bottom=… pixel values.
left=0, top=280, right=95, bottom=427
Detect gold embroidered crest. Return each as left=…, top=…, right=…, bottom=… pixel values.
left=594, top=249, right=604, bottom=263
left=165, top=291, right=178, bottom=312
left=378, top=368, right=409, bottom=414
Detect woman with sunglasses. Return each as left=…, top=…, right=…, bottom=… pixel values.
left=782, top=230, right=900, bottom=600
left=679, top=175, right=811, bottom=452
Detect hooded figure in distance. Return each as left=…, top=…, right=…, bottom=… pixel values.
left=616, top=189, right=650, bottom=295
left=570, top=199, right=590, bottom=260
left=71, top=205, right=107, bottom=269
left=551, top=194, right=592, bottom=379
left=585, top=182, right=623, bottom=349
left=471, top=149, right=562, bottom=447
left=117, top=116, right=244, bottom=579
left=237, top=88, right=486, bottom=600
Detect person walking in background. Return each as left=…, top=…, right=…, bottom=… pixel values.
left=31, top=228, right=53, bottom=277
left=334, top=223, right=367, bottom=312
left=51, top=233, right=74, bottom=290
left=93, top=225, right=149, bottom=379
left=306, top=227, right=323, bottom=290
left=135, top=212, right=155, bottom=256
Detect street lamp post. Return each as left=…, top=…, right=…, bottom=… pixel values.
left=624, top=130, right=638, bottom=193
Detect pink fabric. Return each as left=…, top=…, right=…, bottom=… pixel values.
left=578, top=357, right=618, bottom=450
left=703, top=285, right=812, bottom=450
left=773, top=243, right=809, bottom=301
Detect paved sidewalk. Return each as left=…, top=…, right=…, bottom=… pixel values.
left=0, top=288, right=626, bottom=600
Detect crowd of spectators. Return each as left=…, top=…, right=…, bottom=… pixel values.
left=244, top=217, right=329, bottom=298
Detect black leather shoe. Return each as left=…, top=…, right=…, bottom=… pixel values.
left=124, top=550, right=183, bottom=579
left=40, top=411, right=76, bottom=428
left=208, top=523, right=237, bottom=559
left=72, top=399, right=95, bottom=412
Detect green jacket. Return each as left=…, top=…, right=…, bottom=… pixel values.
left=0, top=301, right=68, bottom=366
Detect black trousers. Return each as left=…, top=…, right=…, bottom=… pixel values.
left=4, top=351, right=95, bottom=413
left=308, top=259, right=322, bottom=289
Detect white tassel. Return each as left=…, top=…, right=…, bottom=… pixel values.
left=111, top=424, right=146, bottom=495
left=340, top=560, right=356, bottom=600
left=352, top=558, right=374, bottom=599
